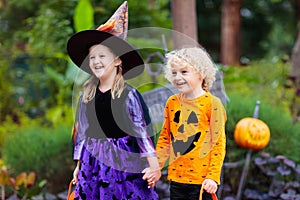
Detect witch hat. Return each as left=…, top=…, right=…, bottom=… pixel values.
left=67, top=1, right=144, bottom=79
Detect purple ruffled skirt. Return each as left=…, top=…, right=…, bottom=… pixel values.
left=74, top=136, right=158, bottom=200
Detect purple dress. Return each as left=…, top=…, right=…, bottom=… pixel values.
left=73, top=84, right=158, bottom=200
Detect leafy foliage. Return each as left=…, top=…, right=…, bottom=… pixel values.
left=0, top=165, right=47, bottom=200
left=223, top=58, right=293, bottom=112
left=1, top=122, right=74, bottom=193
left=230, top=152, right=300, bottom=199
left=74, top=0, right=94, bottom=32
left=24, top=7, right=73, bottom=56
left=222, top=60, right=300, bottom=199
left=0, top=0, right=172, bottom=122
left=0, top=0, right=299, bottom=198
left=10, top=171, right=47, bottom=200
left=90, top=0, right=171, bottom=28
left=0, top=53, right=17, bottom=123
left=197, top=0, right=297, bottom=61
left=223, top=57, right=300, bottom=163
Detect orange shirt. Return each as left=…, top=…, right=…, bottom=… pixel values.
left=156, top=92, right=226, bottom=184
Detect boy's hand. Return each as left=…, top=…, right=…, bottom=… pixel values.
left=202, top=178, right=217, bottom=194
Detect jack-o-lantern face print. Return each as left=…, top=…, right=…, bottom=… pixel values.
left=171, top=110, right=202, bottom=157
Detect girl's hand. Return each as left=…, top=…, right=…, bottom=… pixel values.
left=202, top=178, right=218, bottom=194
left=142, top=167, right=161, bottom=188
left=72, top=162, right=80, bottom=184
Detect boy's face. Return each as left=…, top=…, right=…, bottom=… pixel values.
left=88, top=44, right=121, bottom=80
left=170, top=58, right=204, bottom=99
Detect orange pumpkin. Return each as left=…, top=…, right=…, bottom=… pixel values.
left=234, top=117, right=270, bottom=151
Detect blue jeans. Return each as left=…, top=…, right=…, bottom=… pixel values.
left=170, top=181, right=214, bottom=200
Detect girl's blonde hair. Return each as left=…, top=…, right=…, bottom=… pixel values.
left=82, top=56, right=125, bottom=103
left=164, top=47, right=217, bottom=91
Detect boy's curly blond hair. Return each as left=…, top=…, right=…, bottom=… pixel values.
left=164, top=47, right=217, bottom=91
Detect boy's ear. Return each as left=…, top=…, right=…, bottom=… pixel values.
left=199, top=71, right=206, bottom=79
left=114, top=57, right=122, bottom=66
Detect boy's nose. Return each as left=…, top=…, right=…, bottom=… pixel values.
left=174, top=73, right=182, bottom=80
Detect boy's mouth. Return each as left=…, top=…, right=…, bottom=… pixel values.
left=176, top=81, right=186, bottom=86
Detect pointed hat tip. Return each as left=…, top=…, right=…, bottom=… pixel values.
left=120, top=1, right=128, bottom=11
left=96, top=1, right=128, bottom=39
left=116, top=1, right=128, bottom=12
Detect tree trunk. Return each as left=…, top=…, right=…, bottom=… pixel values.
left=220, top=0, right=242, bottom=66
left=148, top=0, right=155, bottom=9
left=295, top=0, right=300, bottom=20
left=290, top=0, right=300, bottom=122
left=291, top=30, right=300, bottom=80
left=291, top=0, right=300, bottom=84
left=171, top=0, right=198, bottom=49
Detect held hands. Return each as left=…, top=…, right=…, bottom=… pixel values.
left=142, top=167, right=161, bottom=188
left=202, top=178, right=218, bottom=194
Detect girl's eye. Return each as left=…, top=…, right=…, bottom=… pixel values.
left=172, top=72, right=177, bottom=76
left=182, top=70, right=188, bottom=74
left=90, top=56, right=95, bottom=59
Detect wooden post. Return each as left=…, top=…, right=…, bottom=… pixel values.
left=236, top=100, right=260, bottom=200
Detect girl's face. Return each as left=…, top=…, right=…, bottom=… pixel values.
left=89, top=44, right=121, bottom=81
left=170, top=58, right=204, bottom=99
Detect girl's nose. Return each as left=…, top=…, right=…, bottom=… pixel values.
left=94, top=56, right=101, bottom=64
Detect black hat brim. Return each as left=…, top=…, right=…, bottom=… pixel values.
left=67, top=30, right=144, bottom=79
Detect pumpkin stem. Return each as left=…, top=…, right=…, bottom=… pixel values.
left=253, top=100, right=261, bottom=119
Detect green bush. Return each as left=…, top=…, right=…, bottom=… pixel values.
left=222, top=59, right=300, bottom=163
left=0, top=113, right=36, bottom=152
left=259, top=104, right=300, bottom=162
left=222, top=58, right=293, bottom=113
left=222, top=91, right=300, bottom=197
left=224, top=92, right=257, bottom=162
left=2, top=122, right=74, bottom=193
left=225, top=91, right=300, bottom=163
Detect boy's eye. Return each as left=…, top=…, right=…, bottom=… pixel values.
left=182, top=70, right=188, bottom=74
